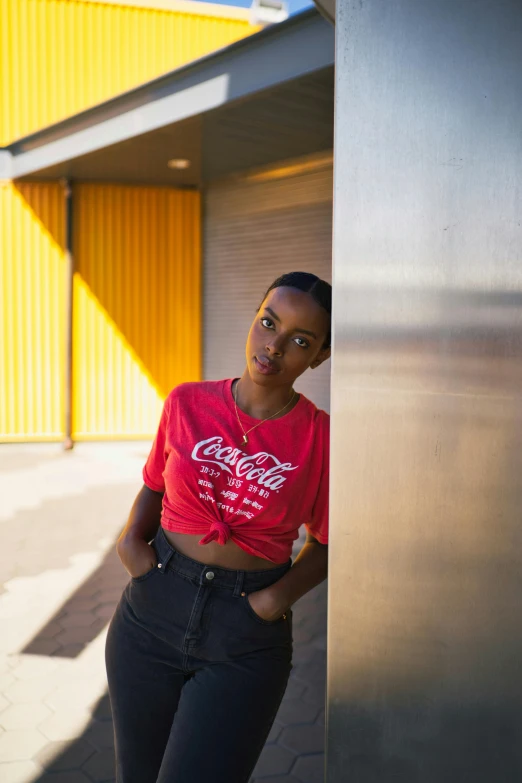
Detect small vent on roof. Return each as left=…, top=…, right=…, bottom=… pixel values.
left=250, top=0, right=289, bottom=26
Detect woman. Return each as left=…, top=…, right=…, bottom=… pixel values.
left=106, top=270, right=331, bottom=783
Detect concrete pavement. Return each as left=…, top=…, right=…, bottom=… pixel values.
left=0, top=443, right=327, bottom=783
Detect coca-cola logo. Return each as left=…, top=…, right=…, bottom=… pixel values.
left=191, top=436, right=297, bottom=490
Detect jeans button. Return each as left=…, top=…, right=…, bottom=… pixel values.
left=205, top=571, right=215, bottom=581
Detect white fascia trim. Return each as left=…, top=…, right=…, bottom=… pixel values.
left=12, top=75, right=231, bottom=179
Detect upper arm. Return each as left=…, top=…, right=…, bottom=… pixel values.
left=304, top=413, right=330, bottom=545
left=142, top=394, right=172, bottom=493
left=306, top=531, right=328, bottom=548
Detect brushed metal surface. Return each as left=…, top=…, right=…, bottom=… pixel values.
left=327, top=1, right=522, bottom=780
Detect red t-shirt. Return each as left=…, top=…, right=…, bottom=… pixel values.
left=143, top=379, right=329, bottom=563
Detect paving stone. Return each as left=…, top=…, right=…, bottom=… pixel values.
left=11, top=658, right=58, bottom=681
left=59, top=612, right=97, bottom=629
left=94, top=603, right=116, bottom=620
left=293, top=628, right=313, bottom=644
left=36, top=738, right=97, bottom=771
left=291, top=663, right=326, bottom=689
left=85, top=720, right=115, bottom=749
left=0, top=702, right=52, bottom=730
left=51, top=644, right=85, bottom=658
left=266, top=720, right=283, bottom=744
left=91, top=695, right=112, bottom=721
left=253, top=744, right=296, bottom=777
left=35, top=622, right=63, bottom=639
left=251, top=777, right=301, bottom=783
left=0, top=760, right=42, bottom=783
left=0, top=694, right=10, bottom=713
left=40, top=710, right=92, bottom=741
left=24, top=638, right=62, bottom=656
left=82, top=747, right=116, bottom=781
left=5, top=676, right=58, bottom=705
left=0, top=672, right=15, bottom=690
left=276, top=699, right=320, bottom=727
left=293, top=753, right=325, bottom=783
left=280, top=724, right=325, bottom=755
left=90, top=617, right=108, bottom=634
left=310, top=635, right=327, bottom=652
left=73, top=586, right=103, bottom=601
left=96, top=576, right=126, bottom=591
left=64, top=600, right=98, bottom=614
left=302, top=684, right=326, bottom=709
left=285, top=678, right=306, bottom=700
left=55, top=627, right=96, bottom=647
left=0, top=729, right=48, bottom=761
left=292, top=646, right=325, bottom=667
left=37, top=772, right=93, bottom=783
left=46, top=681, right=105, bottom=713
left=93, top=589, right=125, bottom=604
left=35, top=739, right=84, bottom=768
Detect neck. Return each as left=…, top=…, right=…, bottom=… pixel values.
left=235, top=370, right=296, bottom=420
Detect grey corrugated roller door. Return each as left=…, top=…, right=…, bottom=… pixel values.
left=203, top=167, right=333, bottom=412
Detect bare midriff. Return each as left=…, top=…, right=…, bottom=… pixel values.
left=162, top=529, right=287, bottom=571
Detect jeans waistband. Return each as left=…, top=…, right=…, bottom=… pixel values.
left=153, top=527, right=291, bottom=596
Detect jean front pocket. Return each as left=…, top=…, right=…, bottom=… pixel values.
left=240, top=592, right=287, bottom=627
left=131, top=565, right=158, bottom=584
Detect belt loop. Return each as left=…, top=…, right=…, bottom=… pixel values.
left=233, top=570, right=245, bottom=598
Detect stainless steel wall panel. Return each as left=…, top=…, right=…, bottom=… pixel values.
left=328, top=0, right=522, bottom=780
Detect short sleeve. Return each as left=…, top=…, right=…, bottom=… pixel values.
left=305, top=414, right=329, bottom=544
left=142, top=396, right=171, bottom=493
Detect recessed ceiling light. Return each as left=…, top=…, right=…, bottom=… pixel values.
left=167, top=158, right=191, bottom=170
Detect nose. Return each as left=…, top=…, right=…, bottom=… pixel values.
left=266, top=335, right=284, bottom=356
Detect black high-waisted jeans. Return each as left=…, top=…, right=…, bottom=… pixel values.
left=105, top=528, right=293, bottom=783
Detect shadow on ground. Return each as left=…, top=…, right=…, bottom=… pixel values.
left=23, top=543, right=127, bottom=658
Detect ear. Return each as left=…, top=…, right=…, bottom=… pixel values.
left=310, top=346, right=331, bottom=369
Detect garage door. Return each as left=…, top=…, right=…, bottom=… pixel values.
left=203, top=166, right=332, bottom=413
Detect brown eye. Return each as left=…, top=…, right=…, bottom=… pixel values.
left=294, top=337, right=309, bottom=349
left=261, top=318, right=274, bottom=329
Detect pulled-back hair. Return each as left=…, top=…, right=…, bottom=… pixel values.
left=262, top=271, right=332, bottom=348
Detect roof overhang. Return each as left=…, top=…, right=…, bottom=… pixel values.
left=4, top=10, right=334, bottom=185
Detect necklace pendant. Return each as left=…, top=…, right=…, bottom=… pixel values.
left=241, top=435, right=248, bottom=445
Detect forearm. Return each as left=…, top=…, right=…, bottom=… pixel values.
left=118, top=484, right=163, bottom=544
left=267, top=533, right=328, bottom=610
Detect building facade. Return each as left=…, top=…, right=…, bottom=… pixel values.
left=1, top=3, right=334, bottom=443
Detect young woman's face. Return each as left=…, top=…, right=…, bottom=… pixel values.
left=245, top=286, right=331, bottom=388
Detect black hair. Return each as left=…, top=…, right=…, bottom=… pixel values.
left=261, top=271, right=332, bottom=349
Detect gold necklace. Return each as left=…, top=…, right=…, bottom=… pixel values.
left=233, top=380, right=296, bottom=446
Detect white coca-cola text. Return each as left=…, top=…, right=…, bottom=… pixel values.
left=191, top=436, right=297, bottom=490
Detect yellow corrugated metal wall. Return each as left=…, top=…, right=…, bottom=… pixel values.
left=0, top=183, right=66, bottom=441
left=0, top=0, right=258, bottom=145
left=72, top=183, right=201, bottom=439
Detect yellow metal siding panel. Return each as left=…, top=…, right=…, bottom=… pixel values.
left=72, top=184, right=201, bottom=439
left=0, top=0, right=258, bottom=145
left=0, top=183, right=66, bottom=441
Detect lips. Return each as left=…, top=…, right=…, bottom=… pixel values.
left=254, top=355, right=279, bottom=375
